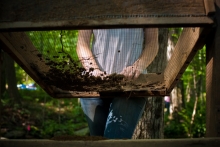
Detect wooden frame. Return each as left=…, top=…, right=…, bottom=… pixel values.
left=0, top=17, right=213, bottom=31
left=0, top=27, right=209, bottom=98
left=206, top=0, right=220, bottom=137
left=0, top=0, right=219, bottom=139
left=164, top=27, right=212, bottom=93
left=0, top=138, right=220, bottom=147
left=0, top=0, right=215, bottom=98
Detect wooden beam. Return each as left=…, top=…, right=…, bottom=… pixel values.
left=206, top=0, right=220, bottom=137
left=0, top=138, right=220, bottom=147
left=0, top=32, right=96, bottom=98
left=29, top=73, right=166, bottom=98
left=0, top=49, right=2, bottom=138
left=164, top=28, right=200, bottom=92
left=0, top=17, right=214, bottom=31
left=53, top=90, right=166, bottom=99
left=0, top=0, right=206, bottom=21
left=0, top=0, right=214, bottom=31
left=0, top=32, right=56, bottom=97
left=47, top=73, right=166, bottom=98
left=204, top=0, right=216, bottom=16
left=164, top=27, right=210, bottom=93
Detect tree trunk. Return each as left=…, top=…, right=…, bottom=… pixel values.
left=132, top=28, right=169, bottom=139
left=189, top=67, right=199, bottom=137
left=170, top=84, right=183, bottom=115
left=4, top=52, right=22, bottom=105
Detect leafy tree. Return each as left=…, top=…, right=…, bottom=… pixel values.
left=27, top=30, right=79, bottom=63
left=164, top=46, right=206, bottom=138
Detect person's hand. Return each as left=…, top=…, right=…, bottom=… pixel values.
left=120, top=66, right=142, bottom=80
left=89, top=68, right=106, bottom=78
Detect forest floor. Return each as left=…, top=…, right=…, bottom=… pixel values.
left=0, top=92, right=90, bottom=139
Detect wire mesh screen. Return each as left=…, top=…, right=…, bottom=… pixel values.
left=0, top=26, right=205, bottom=98
left=0, top=0, right=212, bottom=97
left=0, top=0, right=206, bottom=22
left=25, top=28, right=167, bottom=92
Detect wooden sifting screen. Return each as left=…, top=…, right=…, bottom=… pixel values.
left=0, top=0, right=215, bottom=98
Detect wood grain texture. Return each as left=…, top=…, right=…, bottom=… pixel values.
left=206, top=0, right=220, bottom=137
left=0, top=17, right=214, bottom=31
left=165, top=27, right=211, bottom=93
left=164, top=28, right=201, bottom=92
left=0, top=32, right=55, bottom=97
left=0, top=0, right=206, bottom=22
left=0, top=0, right=213, bottom=30
left=0, top=138, right=220, bottom=147
left=0, top=46, right=2, bottom=138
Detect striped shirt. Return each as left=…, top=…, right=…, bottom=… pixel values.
left=92, top=29, right=146, bottom=74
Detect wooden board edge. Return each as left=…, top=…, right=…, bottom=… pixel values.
left=0, top=33, right=57, bottom=97
left=0, top=138, right=220, bottom=147
left=165, top=27, right=212, bottom=93
left=52, top=89, right=167, bottom=98
left=51, top=73, right=167, bottom=98
left=0, top=17, right=214, bottom=31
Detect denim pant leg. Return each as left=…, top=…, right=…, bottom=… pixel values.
left=80, top=98, right=112, bottom=136
left=104, top=97, right=146, bottom=139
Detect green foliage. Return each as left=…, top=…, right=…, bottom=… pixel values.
left=190, top=103, right=206, bottom=138
left=27, top=30, right=79, bottom=63
left=2, top=84, right=87, bottom=139
left=169, top=28, right=183, bottom=44
left=164, top=98, right=206, bottom=138
left=164, top=116, right=188, bottom=138
left=37, top=106, right=87, bottom=138
left=40, top=119, right=83, bottom=138
left=22, top=88, right=87, bottom=138
left=164, top=46, right=206, bottom=138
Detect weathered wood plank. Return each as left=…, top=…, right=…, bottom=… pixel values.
left=164, top=28, right=200, bottom=92
left=0, top=49, right=2, bottom=138
left=206, top=0, right=220, bottom=137
left=49, top=73, right=166, bottom=98
left=0, top=138, right=220, bottom=147
left=0, top=0, right=214, bottom=30
left=164, top=27, right=209, bottom=93
left=0, top=0, right=206, bottom=22
left=53, top=89, right=166, bottom=98
left=0, top=17, right=214, bottom=31
left=0, top=32, right=56, bottom=97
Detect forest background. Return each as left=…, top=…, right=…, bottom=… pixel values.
left=0, top=28, right=206, bottom=139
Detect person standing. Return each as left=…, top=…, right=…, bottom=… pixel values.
left=76, top=28, right=158, bottom=139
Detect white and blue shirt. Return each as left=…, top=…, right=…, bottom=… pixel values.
left=92, top=29, right=145, bottom=74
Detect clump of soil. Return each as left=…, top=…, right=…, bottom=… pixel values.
left=51, top=135, right=107, bottom=141
left=38, top=57, right=126, bottom=92
left=32, top=52, right=165, bottom=93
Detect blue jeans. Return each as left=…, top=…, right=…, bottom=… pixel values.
left=80, top=96, right=146, bottom=139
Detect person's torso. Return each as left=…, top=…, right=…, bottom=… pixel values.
left=92, top=28, right=144, bottom=74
